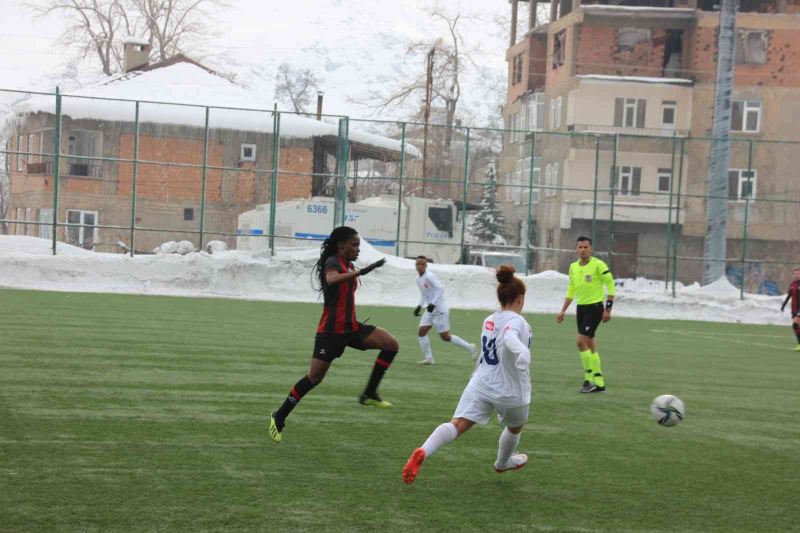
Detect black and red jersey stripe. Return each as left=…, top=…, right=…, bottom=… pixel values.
left=789, top=280, right=800, bottom=316
left=317, top=254, right=359, bottom=334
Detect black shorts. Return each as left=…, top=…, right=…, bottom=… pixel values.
left=312, top=323, right=377, bottom=362
left=576, top=303, right=604, bottom=338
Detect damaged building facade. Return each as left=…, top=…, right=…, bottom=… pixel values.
left=5, top=42, right=409, bottom=253
left=501, top=0, right=800, bottom=286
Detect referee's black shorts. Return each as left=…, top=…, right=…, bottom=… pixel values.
left=576, top=303, right=604, bottom=338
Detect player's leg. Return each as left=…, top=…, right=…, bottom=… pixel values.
left=585, top=306, right=606, bottom=392
left=437, top=312, right=477, bottom=359
left=270, top=350, right=333, bottom=443
left=793, top=317, right=800, bottom=349
left=494, top=405, right=529, bottom=472
left=402, top=417, right=475, bottom=484
left=418, top=323, right=434, bottom=365
left=357, top=326, right=399, bottom=407
left=576, top=305, right=595, bottom=391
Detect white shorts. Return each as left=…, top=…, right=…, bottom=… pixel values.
left=453, top=386, right=529, bottom=427
left=419, top=309, right=450, bottom=333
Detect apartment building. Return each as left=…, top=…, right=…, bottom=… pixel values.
left=501, top=0, right=800, bottom=285
left=6, top=42, right=409, bottom=253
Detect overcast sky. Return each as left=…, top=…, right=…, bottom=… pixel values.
left=0, top=0, right=514, bottom=123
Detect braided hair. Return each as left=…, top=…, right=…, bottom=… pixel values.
left=313, top=226, right=359, bottom=292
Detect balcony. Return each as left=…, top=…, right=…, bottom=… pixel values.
left=67, top=162, right=102, bottom=178
left=560, top=199, right=684, bottom=228
left=569, top=124, right=689, bottom=138
left=26, top=161, right=54, bottom=174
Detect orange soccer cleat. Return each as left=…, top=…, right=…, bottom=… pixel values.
left=402, top=447, right=426, bottom=484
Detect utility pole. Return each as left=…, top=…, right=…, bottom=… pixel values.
left=703, top=0, right=736, bottom=284
left=422, top=44, right=435, bottom=198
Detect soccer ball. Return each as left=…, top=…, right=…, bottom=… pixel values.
left=651, top=394, right=685, bottom=427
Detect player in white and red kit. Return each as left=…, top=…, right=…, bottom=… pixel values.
left=402, top=265, right=533, bottom=483
left=414, top=256, right=476, bottom=365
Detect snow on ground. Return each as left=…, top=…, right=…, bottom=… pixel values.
left=0, top=236, right=789, bottom=326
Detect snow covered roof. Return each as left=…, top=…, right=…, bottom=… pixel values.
left=582, top=5, right=697, bottom=18
left=123, top=36, right=150, bottom=46
left=576, top=74, right=693, bottom=86
left=14, top=59, right=419, bottom=158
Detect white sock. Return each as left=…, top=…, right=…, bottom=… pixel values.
left=449, top=334, right=472, bottom=352
left=419, top=335, right=433, bottom=360
left=495, top=428, right=521, bottom=468
left=421, top=422, right=458, bottom=457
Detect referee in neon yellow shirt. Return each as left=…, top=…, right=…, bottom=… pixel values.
left=556, top=236, right=615, bottom=393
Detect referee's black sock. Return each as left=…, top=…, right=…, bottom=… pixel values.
left=364, top=350, right=397, bottom=398
left=274, top=375, right=317, bottom=428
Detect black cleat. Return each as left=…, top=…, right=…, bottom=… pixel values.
left=586, top=384, right=606, bottom=393
left=580, top=380, right=593, bottom=392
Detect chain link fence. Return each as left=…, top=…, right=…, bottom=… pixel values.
left=2, top=88, right=799, bottom=297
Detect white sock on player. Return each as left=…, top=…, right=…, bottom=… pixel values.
left=449, top=334, right=472, bottom=352
left=421, top=422, right=458, bottom=457
left=419, top=335, right=434, bottom=361
left=495, top=427, right=521, bottom=468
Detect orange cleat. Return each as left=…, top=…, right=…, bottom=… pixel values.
left=402, top=447, right=426, bottom=484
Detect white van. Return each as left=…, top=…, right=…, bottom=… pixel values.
left=468, top=250, right=527, bottom=273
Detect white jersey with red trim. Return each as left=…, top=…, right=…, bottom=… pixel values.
left=466, top=310, right=532, bottom=407
left=416, top=270, right=448, bottom=312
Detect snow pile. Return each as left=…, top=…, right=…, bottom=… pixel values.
left=0, top=236, right=789, bottom=326
left=205, top=240, right=229, bottom=255
left=153, top=240, right=194, bottom=255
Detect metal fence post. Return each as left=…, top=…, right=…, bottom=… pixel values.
left=51, top=87, right=62, bottom=256
left=525, top=132, right=537, bottom=275
left=198, top=106, right=210, bottom=251
left=395, top=123, right=406, bottom=257
left=665, top=132, right=677, bottom=289
left=459, top=127, right=471, bottom=264
left=269, top=111, right=281, bottom=256
left=671, top=138, right=685, bottom=298
left=608, top=134, right=618, bottom=267
left=591, top=135, right=600, bottom=245
left=740, top=140, right=754, bottom=300
left=129, top=101, right=140, bottom=257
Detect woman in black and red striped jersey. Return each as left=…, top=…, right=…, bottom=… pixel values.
left=269, top=226, right=400, bottom=443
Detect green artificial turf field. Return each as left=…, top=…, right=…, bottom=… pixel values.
left=0, top=289, right=796, bottom=532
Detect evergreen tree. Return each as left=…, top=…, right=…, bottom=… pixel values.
left=469, top=160, right=508, bottom=245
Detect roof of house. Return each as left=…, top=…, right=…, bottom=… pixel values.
left=14, top=56, right=418, bottom=158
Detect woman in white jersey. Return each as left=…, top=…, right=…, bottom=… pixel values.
left=402, top=265, right=532, bottom=484
left=414, top=256, right=476, bottom=365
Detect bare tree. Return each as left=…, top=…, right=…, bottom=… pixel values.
left=28, top=0, right=228, bottom=76
left=273, top=64, right=322, bottom=114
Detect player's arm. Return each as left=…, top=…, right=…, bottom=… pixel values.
left=557, top=267, right=575, bottom=323
left=414, top=283, right=425, bottom=316
left=325, top=268, right=359, bottom=286
left=781, top=291, right=791, bottom=312
left=427, top=273, right=445, bottom=311
left=600, top=262, right=615, bottom=321
left=503, top=328, right=531, bottom=371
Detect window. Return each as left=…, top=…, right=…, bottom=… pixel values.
left=616, top=166, right=641, bottom=196
left=544, top=162, right=559, bottom=198
left=24, top=207, right=33, bottom=236
left=525, top=93, right=545, bottom=132
left=27, top=134, right=34, bottom=164
left=14, top=208, right=23, bottom=235
left=731, top=100, right=761, bottom=133
left=553, top=30, right=566, bottom=69
left=240, top=144, right=256, bottom=162
left=549, top=98, right=562, bottom=130
left=428, top=206, right=453, bottom=238
left=614, top=98, right=646, bottom=128
left=38, top=208, right=53, bottom=239
left=546, top=229, right=554, bottom=249
left=16, top=135, right=23, bottom=171
left=735, top=30, right=767, bottom=65
left=512, top=53, right=524, bottom=85
left=661, top=101, right=677, bottom=127
left=657, top=168, right=672, bottom=193
left=184, top=208, right=194, bottom=221
left=67, top=130, right=102, bottom=177
left=66, top=209, right=98, bottom=248
left=728, top=169, right=757, bottom=201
